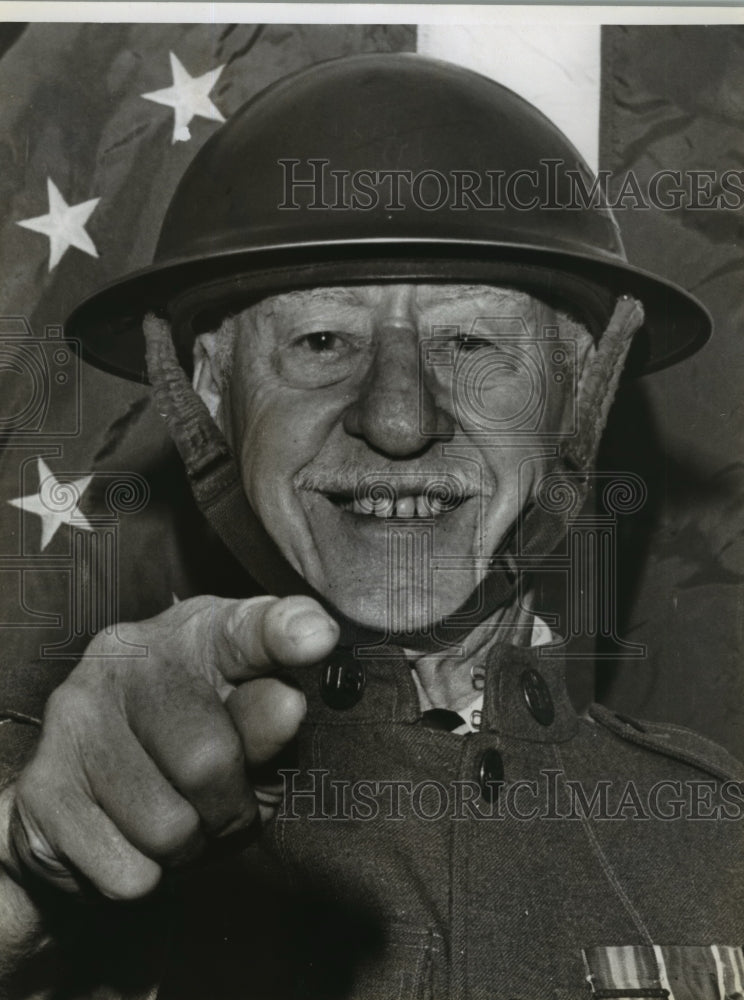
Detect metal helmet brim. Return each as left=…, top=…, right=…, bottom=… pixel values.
left=65, top=237, right=710, bottom=383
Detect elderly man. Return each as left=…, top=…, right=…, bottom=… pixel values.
left=1, top=54, right=743, bottom=1000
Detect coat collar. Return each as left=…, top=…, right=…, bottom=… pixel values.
left=292, top=639, right=578, bottom=744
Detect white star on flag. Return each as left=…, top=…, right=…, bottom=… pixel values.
left=16, top=178, right=100, bottom=271
left=142, top=52, right=226, bottom=143
left=8, top=457, right=94, bottom=551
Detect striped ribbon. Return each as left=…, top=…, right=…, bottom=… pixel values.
left=582, top=944, right=744, bottom=1000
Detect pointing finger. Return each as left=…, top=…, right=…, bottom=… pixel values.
left=218, top=596, right=339, bottom=683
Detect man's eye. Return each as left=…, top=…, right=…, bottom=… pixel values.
left=276, top=329, right=363, bottom=388
left=457, top=335, right=498, bottom=353
left=300, top=331, right=343, bottom=353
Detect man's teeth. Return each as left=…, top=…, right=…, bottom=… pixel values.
left=396, top=496, right=415, bottom=518
left=345, top=494, right=459, bottom=518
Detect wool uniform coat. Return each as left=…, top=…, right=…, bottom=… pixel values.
left=3, top=640, right=743, bottom=1000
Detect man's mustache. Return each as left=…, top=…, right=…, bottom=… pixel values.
left=293, top=459, right=488, bottom=499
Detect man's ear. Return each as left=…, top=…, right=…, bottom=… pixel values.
left=192, top=330, right=228, bottom=432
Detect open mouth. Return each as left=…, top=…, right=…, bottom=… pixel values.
left=323, top=488, right=469, bottom=519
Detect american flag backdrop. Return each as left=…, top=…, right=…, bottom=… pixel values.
left=0, top=20, right=742, bottom=753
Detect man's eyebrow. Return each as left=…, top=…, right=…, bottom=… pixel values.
left=266, top=284, right=539, bottom=312
left=275, top=287, right=365, bottom=308
left=419, top=285, right=534, bottom=307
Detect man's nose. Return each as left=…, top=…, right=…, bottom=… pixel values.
left=343, top=322, right=454, bottom=457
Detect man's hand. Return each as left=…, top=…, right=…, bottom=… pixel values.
left=5, top=595, right=338, bottom=902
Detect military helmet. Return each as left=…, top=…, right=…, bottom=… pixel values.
left=66, top=52, right=710, bottom=381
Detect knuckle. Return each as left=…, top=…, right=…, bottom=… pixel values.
left=13, top=778, right=49, bottom=845
left=42, top=681, right=107, bottom=759
left=217, top=798, right=258, bottom=836
left=271, top=685, right=307, bottom=739
left=15, top=763, right=46, bottom=810
left=18, top=752, right=71, bottom=821
left=223, top=596, right=275, bottom=661
left=44, top=669, right=113, bottom=731
left=83, top=630, right=119, bottom=657
left=44, top=680, right=85, bottom=723
left=101, top=863, right=162, bottom=903
left=12, top=776, right=67, bottom=873
left=223, top=602, right=253, bottom=657
left=267, top=595, right=321, bottom=629
left=263, top=596, right=338, bottom=657
left=177, top=730, right=245, bottom=793
left=147, top=807, right=202, bottom=862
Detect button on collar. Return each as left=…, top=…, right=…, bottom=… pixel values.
left=481, top=644, right=578, bottom=742
left=520, top=668, right=555, bottom=727
left=319, top=651, right=366, bottom=710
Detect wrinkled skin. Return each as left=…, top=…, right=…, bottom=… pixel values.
left=219, top=284, right=592, bottom=631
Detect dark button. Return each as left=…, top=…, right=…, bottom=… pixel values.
left=520, top=668, right=555, bottom=726
left=319, top=652, right=366, bottom=710
left=477, top=748, right=504, bottom=803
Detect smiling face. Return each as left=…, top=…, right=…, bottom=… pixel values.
left=218, top=283, right=593, bottom=632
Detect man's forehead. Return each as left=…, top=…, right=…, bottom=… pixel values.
left=257, top=283, right=542, bottom=312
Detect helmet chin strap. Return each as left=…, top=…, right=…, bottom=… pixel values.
left=143, top=294, right=643, bottom=654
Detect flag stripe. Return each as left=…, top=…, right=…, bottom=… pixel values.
left=416, top=23, right=601, bottom=170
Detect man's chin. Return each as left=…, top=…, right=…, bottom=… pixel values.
left=317, top=583, right=474, bottom=638
left=296, top=492, right=481, bottom=623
